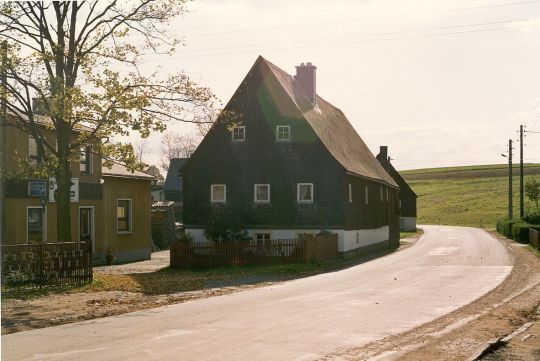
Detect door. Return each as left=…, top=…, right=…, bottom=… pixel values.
left=79, top=207, right=94, bottom=252
left=27, top=207, right=45, bottom=243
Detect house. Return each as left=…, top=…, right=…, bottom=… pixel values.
left=180, top=56, right=400, bottom=254
left=151, top=180, right=165, bottom=202
left=164, top=157, right=187, bottom=221
left=376, top=146, right=417, bottom=231
left=2, top=109, right=155, bottom=265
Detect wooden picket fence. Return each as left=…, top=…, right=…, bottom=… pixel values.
left=170, top=234, right=338, bottom=269
left=1, top=241, right=93, bottom=287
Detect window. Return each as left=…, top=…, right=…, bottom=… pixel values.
left=276, top=125, right=290, bottom=142
left=348, top=184, right=352, bottom=203
left=27, top=207, right=45, bottom=243
left=117, top=199, right=132, bottom=232
left=80, top=146, right=92, bottom=175
left=28, top=136, right=41, bottom=166
left=297, top=183, right=313, bottom=203
left=231, top=126, right=245, bottom=142
left=256, top=232, right=271, bottom=251
left=386, top=187, right=389, bottom=201
left=380, top=185, right=384, bottom=201
left=254, top=184, right=270, bottom=203
left=297, top=232, right=315, bottom=241
left=211, top=184, right=226, bottom=203
left=365, top=186, right=369, bottom=205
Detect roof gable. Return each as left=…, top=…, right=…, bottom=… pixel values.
left=164, top=158, right=187, bottom=190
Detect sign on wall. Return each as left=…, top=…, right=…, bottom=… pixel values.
left=48, top=177, right=79, bottom=203
left=28, top=180, right=47, bottom=197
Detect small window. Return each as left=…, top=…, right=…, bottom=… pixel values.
left=256, top=232, right=271, bottom=250
left=386, top=187, right=389, bottom=201
left=28, top=135, right=40, bottom=166
left=80, top=146, right=92, bottom=175
left=211, top=184, right=226, bottom=203
left=297, top=183, right=313, bottom=203
left=254, top=184, right=270, bottom=203
left=297, top=232, right=315, bottom=241
left=117, top=199, right=132, bottom=232
left=27, top=207, right=45, bottom=243
left=380, top=185, right=383, bottom=201
left=231, top=126, right=245, bottom=142
left=365, top=186, right=369, bottom=205
left=348, top=184, right=352, bottom=203
left=276, top=125, right=290, bottom=142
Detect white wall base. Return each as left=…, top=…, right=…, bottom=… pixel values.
left=185, top=226, right=390, bottom=253
left=400, top=217, right=417, bottom=231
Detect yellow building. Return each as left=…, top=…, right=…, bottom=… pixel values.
left=2, top=117, right=155, bottom=265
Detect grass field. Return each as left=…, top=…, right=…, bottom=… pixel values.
left=400, top=164, right=540, bottom=227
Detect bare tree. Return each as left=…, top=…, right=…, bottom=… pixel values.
left=160, top=131, right=200, bottom=171
left=0, top=1, right=218, bottom=241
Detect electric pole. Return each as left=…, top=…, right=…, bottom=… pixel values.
left=508, top=139, right=513, bottom=219
left=519, top=125, right=524, bottom=219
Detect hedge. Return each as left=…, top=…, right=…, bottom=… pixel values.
left=496, top=219, right=524, bottom=238
left=510, top=223, right=540, bottom=244
left=524, top=212, right=540, bottom=225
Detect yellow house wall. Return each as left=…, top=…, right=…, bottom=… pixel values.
left=101, top=177, right=152, bottom=263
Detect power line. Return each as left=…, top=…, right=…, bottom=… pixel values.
left=182, top=0, right=540, bottom=38
left=155, top=21, right=540, bottom=60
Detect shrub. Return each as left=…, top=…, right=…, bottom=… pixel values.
left=524, top=212, right=540, bottom=225
left=511, top=223, right=540, bottom=244
left=497, top=219, right=523, bottom=238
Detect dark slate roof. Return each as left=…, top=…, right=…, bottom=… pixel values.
left=164, top=158, right=187, bottom=191
left=376, top=151, right=417, bottom=197
left=260, top=57, right=398, bottom=188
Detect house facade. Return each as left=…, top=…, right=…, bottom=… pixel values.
left=376, top=146, right=417, bottom=231
left=2, top=115, right=154, bottom=265
left=181, top=57, right=400, bottom=254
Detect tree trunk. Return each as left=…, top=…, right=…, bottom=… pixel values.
left=55, top=157, right=72, bottom=242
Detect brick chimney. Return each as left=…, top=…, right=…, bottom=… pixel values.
left=294, top=62, right=317, bottom=105
left=379, top=146, right=388, bottom=160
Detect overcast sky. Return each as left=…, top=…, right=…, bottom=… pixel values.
left=134, top=0, right=540, bottom=172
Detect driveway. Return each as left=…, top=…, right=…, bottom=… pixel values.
left=2, top=226, right=512, bottom=361
left=94, top=250, right=170, bottom=274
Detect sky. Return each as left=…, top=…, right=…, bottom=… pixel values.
left=132, top=0, right=540, bottom=172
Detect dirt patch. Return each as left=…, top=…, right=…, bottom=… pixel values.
left=321, top=231, right=540, bottom=360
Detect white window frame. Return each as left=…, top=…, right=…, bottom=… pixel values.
left=255, top=232, right=272, bottom=250
left=297, top=183, right=314, bottom=203
left=254, top=184, right=270, bottom=203
left=348, top=183, right=352, bottom=203
left=117, top=199, right=133, bottom=234
left=211, top=184, right=226, bottom=203
left=365, top=186, right=369, bottom=205
left=26, top=206, right=47, bottom=243
left=276, top=125, right=291, bottom=142
left=231, top=126, right=245, bottom=142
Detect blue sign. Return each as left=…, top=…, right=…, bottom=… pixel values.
left=28, top=181, right=47, bottom=197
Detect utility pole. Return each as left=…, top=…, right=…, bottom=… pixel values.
left=0, top=41, right=7, bottom=245
left=519, top=125, right=524, bottom=218
left=508, top=139, right=513, bottom=219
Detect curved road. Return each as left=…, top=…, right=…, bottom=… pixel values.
left=2, top=226, right=512, bottom=361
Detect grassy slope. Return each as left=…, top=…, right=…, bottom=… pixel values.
left=400, top=164, right=540, bottom=227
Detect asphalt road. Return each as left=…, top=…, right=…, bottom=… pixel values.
left=2, top=226, right=512, bottom=361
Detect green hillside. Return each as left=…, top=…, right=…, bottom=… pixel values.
left=400, top=164, right=540, bottom=227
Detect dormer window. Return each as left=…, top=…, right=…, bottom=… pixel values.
left=231, top=126, right=245, bottom=142
left=276, top=125, right=290, bottom=142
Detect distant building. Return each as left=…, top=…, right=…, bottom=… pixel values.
left=2, top=110, right=155, bottom=265
left=376, top=146, right=417, bottom=231
left=164, top=158, right=187, bottom=202
left=181, top=56, right=400, bottom=254
left=151, top=180, right=165, bottom=202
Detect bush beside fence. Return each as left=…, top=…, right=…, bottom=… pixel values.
left=171, top=234, right=338, bottom=269
left=1, top=241, right=93, bottom=287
